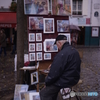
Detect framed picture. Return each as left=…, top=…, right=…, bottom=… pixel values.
left=92, top=27, right=99, bottom=37
left=58, top=33, right=71, bottom=44
left=29, top=92, right=40, bottom=100
left=29, top=17, right=43, bottom=30
left=44, top=53, right=51, bottom=60
left=36, top=33, right=42, bottom=41
left=57, top=20, right=70, bottom=32
left=29, top=33, right=35, bottom=42
left=24, top=0, right=48, bottom=15
left=36, top=52, right=42, bottom=61
left=52, top=0, right=71, bottom=15
left=44, top=39, right=58, bottom=52
left=29, top=53, right=35, bottom=61
left=14, top=84, right=29, bottom=100
left=36, top=43, right=42, bottom=51
left=19, top=92, right=30, bottom=100
left=43, top=18, right=55, bottom=33
left=29, top=43, right=35, bottom=52
left=31, top=71, right=39, bottom=85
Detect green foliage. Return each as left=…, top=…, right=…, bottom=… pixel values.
left=10, top=2, right=17, bottom=12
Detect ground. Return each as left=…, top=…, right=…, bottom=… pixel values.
left=0, top=47, right=100, bottom=100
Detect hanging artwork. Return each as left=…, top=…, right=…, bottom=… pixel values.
left=52, top=0, right=71, bottom=15
left=36, top=52, right=42, bottom=61
left=36, top=43, right=42, bottom=51
left=36, top=33, right=42, bottom=41
left=44, top=39, right=58, bottom=52
left=29, top=43, right=35, bottom=52
left=29, top=17, right=43, bottom=30
left=57, top=20, right=70, bottom=32
left=24, top=0, right=48, bottom=15
left=29, top=53, right=35, bottom=61
left=44, top=53, right=51, bottom=60
left=43, top=18, right=55, bottom=33
left=29, top=33, right=35, bottom=42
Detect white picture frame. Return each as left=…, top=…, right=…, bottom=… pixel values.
left=14, top=84, right=29, bottom=100
left=44, top=53, right=51, bottom=60
left=58, top=33, right=71, bottom=44
left=31, top=71, right=39, bottom=85
left=29, top=53, right=35, bottom=61
left=29, top=92, right=40, bottom=100
left=19, top=91, right=30, bottom=100
left=36, top=33, right=42, bottom=41
left=36, top=43, right=42, bottom=51
left=29, top=43, right=35, bottom=52
left=29, top=33, right=35, bottom=42
left=36, top=52, right=42, bottom=61
left=43, top=18, right=55, bottom=33
left=44, top=39, right=58, bottom=52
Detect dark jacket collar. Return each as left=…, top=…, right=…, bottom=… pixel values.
left=61, top=42, right=70, bottom=50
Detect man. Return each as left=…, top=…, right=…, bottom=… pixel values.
left=0, top=29, right=6, bottom=56
left=40, top=35, right=81, bottom=100
left=11, top=25, right=17, bottom=54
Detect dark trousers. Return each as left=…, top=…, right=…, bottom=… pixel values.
left=0, top=47, right=6, bottom=56
left=11, top=45, right=16, bottom=54
left=40, top=85, right=61, bottom=100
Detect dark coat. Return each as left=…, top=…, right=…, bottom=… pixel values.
left=0, top=33, right=6, bottom=47
left=45, top=42, right=81, bottom=88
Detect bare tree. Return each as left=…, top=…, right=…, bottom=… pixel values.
left=16, top=0, right=27, bottom=84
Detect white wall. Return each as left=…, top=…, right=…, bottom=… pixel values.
left=91, top=0, right=100, bottom=26
left=69, top=0, right=91, bottom=26
left=0, top=0, right=12, bottom=8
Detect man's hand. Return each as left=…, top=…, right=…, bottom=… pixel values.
left=47, top=64, right=51, bottom=70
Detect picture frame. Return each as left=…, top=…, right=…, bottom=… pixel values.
left=58, top=33, right=71, bottom=44
left=31, top=71, right=39, bottom=85
left=44, top=53, right=51, bottom=60
left=19, top=91, right=30, bottom=100
left=57, top=20, right=70, bottom=32
left=29, top=17, right=43, bottom=30
left=44, top=39, right=58, bottom=52
left=29, top=53, right=35, bottom=61
left=43, top=18, right=55, bottom=33
left=24, top=0, right=48, bottom=15
left=36, top=33, right=42, bottom=41
left=29, top=43, right=35, bottom=52
left=52, top=0, right=71, bottom=15
left=29, top=33, right=35, bottom=42
left=36, top=43, right=42, bottom=51
left=14, top=84, right=29, bottom=100
left=92, top=27, right=99, bottom=37
left=29, top=92, right=40, bottom=100
left=36, top=52, right=42, bottom=61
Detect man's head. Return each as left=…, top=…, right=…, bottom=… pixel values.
left=54, top=35, right=67, bottom=50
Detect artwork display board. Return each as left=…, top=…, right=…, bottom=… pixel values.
left=28, top=15, right=70, bottom=61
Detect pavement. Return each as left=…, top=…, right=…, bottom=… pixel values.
left=0, top=47, right=100, bottom=100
